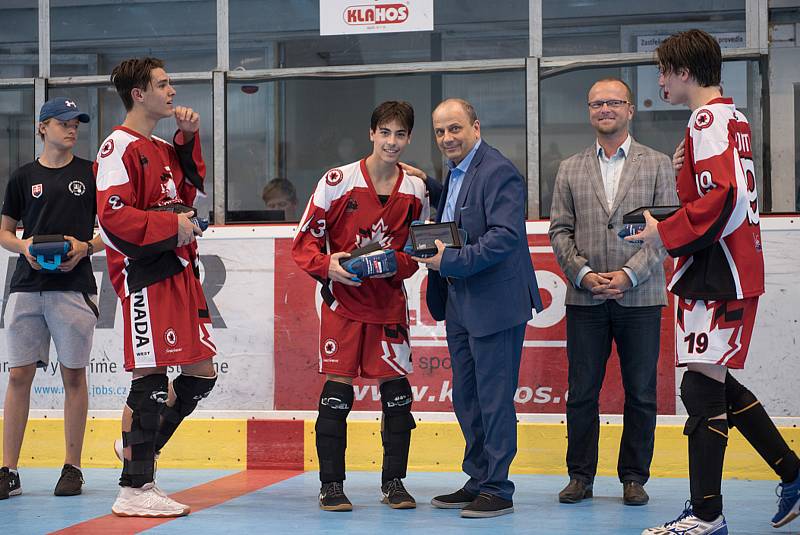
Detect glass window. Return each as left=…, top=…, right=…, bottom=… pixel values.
left=539, top=59, right=764, bottom=217
left=768, top=6, right=800, bottom=213
left=52, top=81, right=214, bottom=220
left=0, top=87, right=35, bottom=204
left=230, top=0, right=528, bottom=70
left=0, top=3, right=38, bottom=78
left=226, top=70, right=525, bottom=222
left=542, top=0, right=746, bottom=57
left=50, top=0, right=216, bottom=77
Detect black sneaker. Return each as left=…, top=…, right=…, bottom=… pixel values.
left=319, top=481, right=352, bottom=512
left=431, top=487, right=477, bottom=509
left=461, top=492, right=514, bottom=518
left=0, top=467, right=22, bottom=500
left=54, top=464, right=84, bottom=496
left=380, top=478, right=416, bottom=509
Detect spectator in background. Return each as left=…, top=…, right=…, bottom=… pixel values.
left=262, top=178, right=298, bottom=220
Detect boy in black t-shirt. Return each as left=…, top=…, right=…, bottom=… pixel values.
left=0, top=98, right=105, bottom=500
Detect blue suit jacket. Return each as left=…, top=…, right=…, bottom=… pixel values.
left=426, top=141, right=543, bottom=337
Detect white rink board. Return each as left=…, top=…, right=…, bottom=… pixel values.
left=1, top=218, right=798, bottom=415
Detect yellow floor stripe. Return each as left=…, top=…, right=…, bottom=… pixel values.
left=304, top=420, right=800, bottom=480
left=5, top=418, right=798, bottom=480
left=0, top=418, right=246, bottom=469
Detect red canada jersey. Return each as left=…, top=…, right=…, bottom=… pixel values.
left=292, top=159, right=430, bottom=324
left=94, top=126, right=206, bottom=298
left=659, top=97, right=764, bottom=300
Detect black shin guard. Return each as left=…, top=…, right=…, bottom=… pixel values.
left=726, top=372, right=800, bottom=483
left=380, top=378, right=416, bottom=484
left=154, top=374, right=217, bottom=453
left=121, top=374, right=169, bottom=488
left=316, top=381, right=353, bottom=483
left=681, top=371, right=728, bottom=522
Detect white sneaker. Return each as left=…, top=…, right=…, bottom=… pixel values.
left=111, top=482, right=190, bottom=517
left=642, top=503, right=728, bottom=534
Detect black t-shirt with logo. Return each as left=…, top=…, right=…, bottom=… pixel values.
left=1, top=157, right=97, bottom=293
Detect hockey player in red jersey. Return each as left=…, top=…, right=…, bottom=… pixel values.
left=632, top=30, right=800, bottom=534
left=95, top=57, right=217, bottom=518
left=292, top=101, right=429, bottom=512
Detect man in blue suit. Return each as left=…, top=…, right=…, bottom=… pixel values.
left=413, top=98, right=543, bottom=518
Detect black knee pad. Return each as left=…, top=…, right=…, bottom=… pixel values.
left=122, top=373, right=168, bottom=487
left=725, top=372, right=759, bottom=425
left=154, top=373, right=217, bottom=452
left=680, top=371, right=729, bottom=520
left=725, top=372, right=800, bottom=482
left=380, top=378, right=416, bottom=483
left=316, top=380, right=353, bottom=483
left=380, top=377, right=416, bottom=433
left=680, top=371, right=727, bottom=436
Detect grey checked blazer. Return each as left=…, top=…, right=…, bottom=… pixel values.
left=548, top=138, right=678, bottom=307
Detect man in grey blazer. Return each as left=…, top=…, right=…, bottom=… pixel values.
left=548, top=78, right=677, bottom=506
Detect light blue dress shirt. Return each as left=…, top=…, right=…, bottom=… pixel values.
left=441, top=139, right=482, bottom=223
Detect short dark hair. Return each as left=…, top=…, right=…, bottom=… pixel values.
left=111, top=57, right=166, bottom=111
left=370, top=101, right=414, bottom=133
left=655, top=29, right=721, bottom=88
left=591, top=77, right=634, bottom=104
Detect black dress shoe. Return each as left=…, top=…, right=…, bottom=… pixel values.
left=558, top=479, right=593, bottom=503
left=623, top=481, right=649, bottom=506
left=431, top=487, right=477, bottom=509
left=461, top=492, right=514, bottom=518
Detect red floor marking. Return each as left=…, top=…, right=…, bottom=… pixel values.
left=51, top=469, right=302, bottom=535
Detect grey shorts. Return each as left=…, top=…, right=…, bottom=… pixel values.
left=5, top=291, right=99, bottom=369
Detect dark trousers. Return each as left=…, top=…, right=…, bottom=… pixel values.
left=446, top=290, right=526, bottom=501
left=565, top=301, right=662, bottom=485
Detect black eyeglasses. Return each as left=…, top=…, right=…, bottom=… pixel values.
left=587, top=99, right=630, bottom=110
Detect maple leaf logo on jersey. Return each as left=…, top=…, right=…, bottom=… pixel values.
left=325, top=168, right=344, bottom=186
left=694, top=110, right=714, bottom=130
left=355, top=218, right=393, bottom=249
left=100, top=139, right=114, bottom=158
left=323, top=338, right=338, bottom=356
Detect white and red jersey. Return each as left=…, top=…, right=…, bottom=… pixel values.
left=292, top=159, right=430, bottom=324
left=659, top=97, right=764, bottom=300
left=94, top=126, right=205, bottom=298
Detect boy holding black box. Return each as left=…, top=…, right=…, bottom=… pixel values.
left=96, top=57, right=217, bottom=518
left=292, top=101, right=429, bottom=512
left=0, top=98, right=104, bottom=499
left=635, top=29, right=800, bottom=534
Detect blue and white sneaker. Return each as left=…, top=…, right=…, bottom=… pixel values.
left=642, top=502, right=728, bottom=535
left=772, top=472, right=800, bottom=528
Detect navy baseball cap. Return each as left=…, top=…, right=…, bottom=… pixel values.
left=39, top=97, right=90, bottom=123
